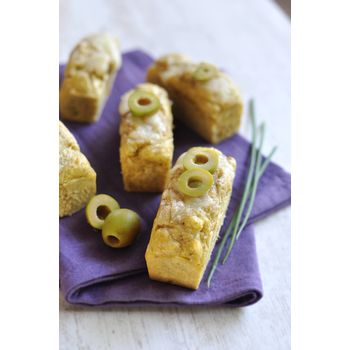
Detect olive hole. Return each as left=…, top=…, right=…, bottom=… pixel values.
left=188, top=177, right=202, bottom=188
left=107, top=235, right=120, bottom=246
left=97, top=205, right=111, bottom=220
left=194, top=154, right=209, bottom=164
left=137, top=98, right=151, bottom=106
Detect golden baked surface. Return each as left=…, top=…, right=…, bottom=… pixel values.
left=59, top=121, right=96, bottom=217
left=119, top=83, right=174, bottom=192
left=59, top=33, right=122, bottom=123
left=147, top=54, right=243, bottom=144
left=145, top=147, right=236, bottom=289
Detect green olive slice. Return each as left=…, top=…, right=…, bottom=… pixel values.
left=183, top=147, right=219, bottom=173
left=128, top=90, right=161, bottom=117
left=86, top=194, right=120, bottom=230
left=192, top=63, right=218, bottom=82
left=102, top=208, right=141, bottom=248
left=177, top=168, right=214, bottom=197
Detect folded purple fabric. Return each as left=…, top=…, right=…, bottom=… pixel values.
left=59, top=50, right=291, bottom=307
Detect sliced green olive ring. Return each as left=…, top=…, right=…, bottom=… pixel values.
left=183, top=148, right=219, bottom=173
left=177, top=168, right=214, bottom=197
left=102, top=208, right=141, bottom=248
left=86, top=194, right=120, bottom=230
left=128, top=90, right=161, bottom=117
left=192, top=63, right=217, bottom=81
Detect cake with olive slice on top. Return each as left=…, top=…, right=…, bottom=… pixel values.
left=147, top=54, right=243, bottom=144
left=145, top=147, right=236, bottom=289
left=119, top=83, right=174, bottom=192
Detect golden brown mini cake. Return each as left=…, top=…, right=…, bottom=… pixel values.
left=60, top=33, right=122, bottom=123
left=59, top=121, right=96, bottom=217
left=147, top=54, right=243, bottom=144
left=119, top=83, right=174, bottom=192
left=145, top=147, right=236, bottom=289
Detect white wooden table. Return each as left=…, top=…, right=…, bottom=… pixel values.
left=60, top=0, right=291, bottom=348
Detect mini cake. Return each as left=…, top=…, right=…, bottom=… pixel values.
left=60, top=33, right=122, bottom=123
left=145, top=147, right=236, bottom=289
left=119, top=83, right=174, bottom=192
left=147, top=54, right=243, bottom=144
left=59, top=121, right=96, bottom=217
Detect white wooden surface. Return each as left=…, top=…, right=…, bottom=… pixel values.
left=59, top=0, right=291, bottom=349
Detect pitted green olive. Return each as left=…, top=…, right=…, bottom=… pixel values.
left=86, top=194, right=120, bottom=230
left=183, top=148, right=219, bottom=173
left=177, top=168, right=214, bottom=197
left=128, top=90, right=160, bottom=117
left=102, top=208, right=141, bottom=248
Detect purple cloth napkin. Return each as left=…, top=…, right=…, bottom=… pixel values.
left=59, top=50, right=291, bottom=307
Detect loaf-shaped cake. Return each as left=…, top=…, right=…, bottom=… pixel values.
left=60, top=33, right=122, bottom=123
left=145, top=147, right=236, bottom=289
left=147, top=54, right=243, bottom=144
left=59, top=121, right=96, bottom=217
left=119, top=83, right=174, bottom=192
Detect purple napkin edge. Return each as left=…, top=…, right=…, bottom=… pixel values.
left=62, top=268, right=145, bottom=303
left=64, top=278, right=263, bottom=308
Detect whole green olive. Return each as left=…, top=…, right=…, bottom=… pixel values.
left=102, top=208, right=141, bottom=248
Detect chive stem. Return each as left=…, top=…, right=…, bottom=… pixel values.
left=258, top=146, right=278, bottom=177
left=206, top=210, right=239, bottom=287
left=220, top=100, right=258, bottom=254
left=222, top=122, right=265, bottom=263
left=206, top=99, right=258, bottom=287
left=235, top=146, right=277, bottom=241
left=206, top=99, right=278, bottom=287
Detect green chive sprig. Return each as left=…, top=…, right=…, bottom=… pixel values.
left=234, top=145, right=278, bottom=242
left=206, top=99, right=277, bottom=287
